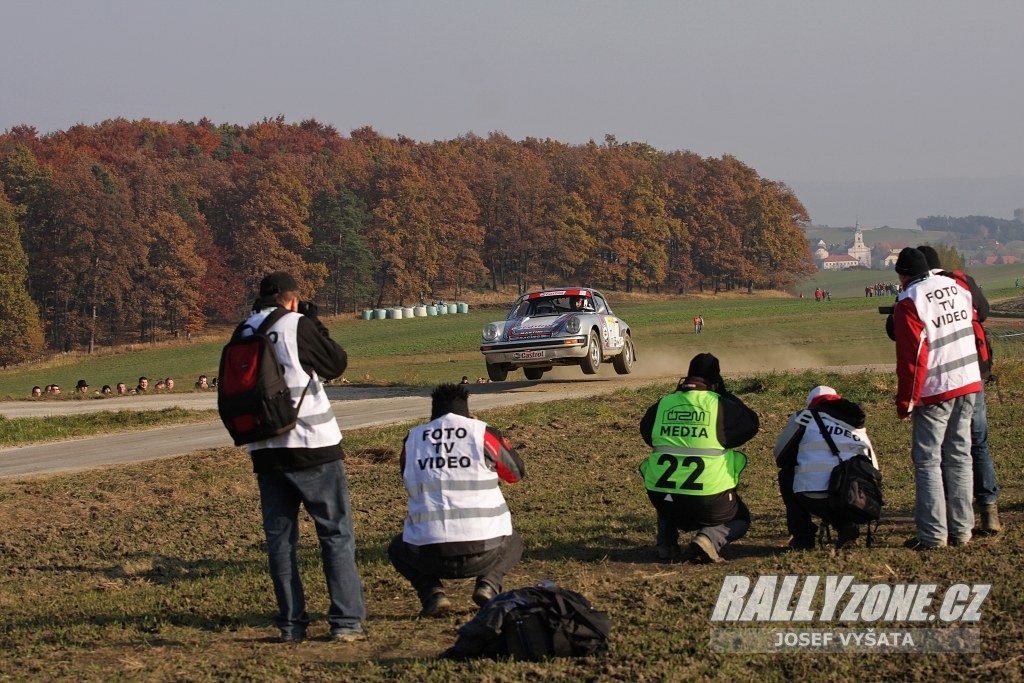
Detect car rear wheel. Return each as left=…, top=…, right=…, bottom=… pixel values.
left=523, top=367, right=545, bottom=381
left=613, top=336, right=634, bottom=375
left=581, top=330, right=601, bottom=375
left=486, top=363, right=508, bottom=382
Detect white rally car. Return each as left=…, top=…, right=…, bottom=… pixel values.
left=479, top=288, right=636, bottom=381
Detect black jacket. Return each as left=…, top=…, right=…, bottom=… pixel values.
left=249, top=300, right=348, bottom=474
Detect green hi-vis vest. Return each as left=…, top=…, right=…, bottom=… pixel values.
left=641, top=390, right=747, bottom=496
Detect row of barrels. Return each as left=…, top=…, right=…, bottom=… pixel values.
left=360, top=302, right=470, bottom=320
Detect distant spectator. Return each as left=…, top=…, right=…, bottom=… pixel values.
left=211, top=376, right=218, bottom=388
left=116, top=382, right=127, bottom=396
left=101, top=385, right=112, bottom=395
left=195, top=374, right=210, bottom=390
left=460, top=376, right=470, bottom=385
left=72, top=380, right=90, bottom=400
left=31, top=386, right=42, bottom=398
left=155, top=380, right=167, bottom=391
left=135, top=376, right=149, bottom=394
left=165, top=378, right=175, bottom=391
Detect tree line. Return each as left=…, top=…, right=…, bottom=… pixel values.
left=918, top=212, right=1024, bottom=243
left=0, top=118, right=815, bottom=363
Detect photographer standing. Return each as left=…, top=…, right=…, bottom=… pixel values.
left=890, top=248, right=981, bottom=550
left=243, top=271, right=366, bottom=643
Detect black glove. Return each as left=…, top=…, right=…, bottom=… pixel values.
left=298, top=300, right=319, bottom=318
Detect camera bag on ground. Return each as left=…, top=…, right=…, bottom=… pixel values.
left=217, top=307, right=308, bottom=446
left=440, top=582, right=611, bottom=661
left=812, top=411, right=884, bottom=534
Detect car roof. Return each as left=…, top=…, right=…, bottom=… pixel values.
left=521, top=288, right=596, bottom=299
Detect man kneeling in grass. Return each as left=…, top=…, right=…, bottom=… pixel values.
left=388, top=384, right=526, bottom=617
left=639, top=353, right=760, bottom=563
left=774, top=385, right=879, bottom=550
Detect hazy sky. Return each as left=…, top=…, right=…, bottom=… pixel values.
left=3, top=1, right=1022, bottom=190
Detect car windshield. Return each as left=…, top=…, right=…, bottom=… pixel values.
left=509, top=294, right=593, bottom=318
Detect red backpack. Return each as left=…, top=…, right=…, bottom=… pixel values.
left=217, top=308, right=307, bottom=446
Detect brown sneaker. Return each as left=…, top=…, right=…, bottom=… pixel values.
left=329, top=626, right=368, bottom=642
left=419, top=592, right=452, bottom=618
left=980, top=503, right=1002, bottom=534
left=689, top=534, right=722, bottom=564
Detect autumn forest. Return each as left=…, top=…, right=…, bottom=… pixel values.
left=0, top=118, right=815, bottom=363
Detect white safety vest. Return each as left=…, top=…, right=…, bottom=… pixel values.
left=791, top=410, right=877, bottom=494
left=402, top=413, right=513, bottom=546
left=900, top=275, right=980, bottom=401
left=243, top=308, right=342, bottom=452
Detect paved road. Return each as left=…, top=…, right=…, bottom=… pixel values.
left=0, top=378, right=650, bottom=478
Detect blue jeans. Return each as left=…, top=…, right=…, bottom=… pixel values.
left=257, top=459, right=366, bottom=636
left=971, top=387, right=999, bottom=506
left=911, top=394, right=976, bottom=547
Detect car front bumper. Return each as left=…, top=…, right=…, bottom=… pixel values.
left=480, top=337, right=588, bottom=366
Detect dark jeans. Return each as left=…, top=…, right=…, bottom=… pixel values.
left=971, top=387, right=998, bottom=506
left=388, top=531, right=523, bottom=602
left=257, top=459, right=366, bottom=637
left=778, top=467, right=856, bottom=547
left=650, top=490, right=750, bottom=554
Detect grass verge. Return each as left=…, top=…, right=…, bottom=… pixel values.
left=1, top=366, right=1022, bottom=681
left=0, top=408, right=218, bottom=447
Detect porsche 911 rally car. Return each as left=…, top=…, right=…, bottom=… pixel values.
left=479, top=288, right=636, bottom=381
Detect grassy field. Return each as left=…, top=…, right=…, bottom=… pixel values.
left=0, top=408, right=216, bottom=447
left=1, top=366, right=1022, bottom=681
left=2, top=271, right=1022, bottom=400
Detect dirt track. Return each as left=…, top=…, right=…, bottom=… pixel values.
left=0, top=363, right=896, bottom=479
left=0, top=376, right=660, bottom=478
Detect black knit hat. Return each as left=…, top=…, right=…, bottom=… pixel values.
left=894, top=247, right=929, bottom=277
left=259, top=271, right=299, bottom=297
left=686, top=353, right=722, bottom=385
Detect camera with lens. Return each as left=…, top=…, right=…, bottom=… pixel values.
left=877, top=306, right=894, bottom=314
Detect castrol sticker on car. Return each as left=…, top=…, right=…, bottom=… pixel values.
left=513, top=350, right=545, bottom=360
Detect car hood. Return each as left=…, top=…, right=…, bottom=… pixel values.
left=505, top=314, right=574, bottom=341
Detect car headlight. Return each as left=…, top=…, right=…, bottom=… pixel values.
left=565, top=316, right=582, bottom=335
left=483, top=323, right=499, bottom=341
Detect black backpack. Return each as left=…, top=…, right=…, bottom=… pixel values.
left=811, top=411, right=884, bottom=526
left=440, top=583, right=611, bottom=661
left=217, top=308, right=307, bottom=446
left=828, top=454, right=884, bottom=525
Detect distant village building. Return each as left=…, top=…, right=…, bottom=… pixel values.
left=813, top=239, right=830, bottom=264
left=847, top=229, right=872, bottom=268
left=872, top=241, right=908, bottom=270
left=880, top=251, right=900, bottom=268
left=821, top=254, right=860, bottom=271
